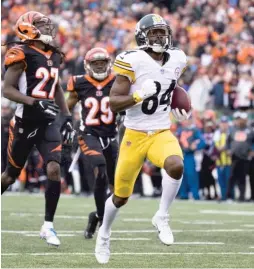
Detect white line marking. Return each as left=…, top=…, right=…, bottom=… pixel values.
left=123, top=219, right=225, bottom=225
left=250, top=246, right=254, bottom=249
left=10, top=213, right=87, bottom=219
left=242, top=224, right=254, bottom=227
left=200, top=210, right=254, bottom=216
left=1, top=252, right=254, bottom=256
left=2, top=229, right=254, bottom=234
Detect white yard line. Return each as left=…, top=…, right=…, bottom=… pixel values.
left=2, top=252, right=254, bottom=256
left=200, top=210, right=254, bottom=216
left=2, top=229, right=254, bottom=234
left=242, top=224, right=254, bottom=227
left=10, top=213, right=88, bottom=219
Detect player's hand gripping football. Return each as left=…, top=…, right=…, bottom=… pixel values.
left=61, top=115, right=75, bottom=145
left=171, top=108, right=191, bottom=122
left=133, top=79, right=157, bottom=102
left=33, top=100, right=60, bottom=121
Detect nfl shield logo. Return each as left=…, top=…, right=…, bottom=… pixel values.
left=47, top=60, right=53, bottom=66
left=160, top=69, right=164, bottom=74
left=96, top=91, right=103, bottom=97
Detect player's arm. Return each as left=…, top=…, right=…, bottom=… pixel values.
left=110, top=75, right=157, bottom=113
left=109, top=75, right=135, bottom=113
left=3, top=62, right=35, bottom=106
left=66, top=91, right=78, bottom=112
left=55, top=82, right=71, bottom=116
left=65, top=76, right=79, bottom=112
left=55, top=81, right=75, bottom=144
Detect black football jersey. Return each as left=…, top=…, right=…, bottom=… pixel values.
left=67, top=74, right=116, bottom=138
left=4, top=44, right=61, bottom=122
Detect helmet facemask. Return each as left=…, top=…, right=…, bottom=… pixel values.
left=86, top=59, right=111, bottom=81
left=33, top=16, right=56, bottom=44
left=145, top=26, right=171, bottom=53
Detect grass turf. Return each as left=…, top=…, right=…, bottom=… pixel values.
left=1, top=194, right=254, bottom=268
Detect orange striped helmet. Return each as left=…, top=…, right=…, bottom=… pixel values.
left=15, top=11, right=55, bottom=44
left=84, top=48, right=111, bottom=81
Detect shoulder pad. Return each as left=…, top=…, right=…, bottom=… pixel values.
left=67, top=75, right=77, bottom=92
left=113, top=50, right=139, bottom=83
left=5, top=46, right=26, bottom=67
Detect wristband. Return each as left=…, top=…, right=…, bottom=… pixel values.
left=132, top=92, right=143, bottom=103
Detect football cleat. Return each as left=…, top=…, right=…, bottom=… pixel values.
left=84, top=211, right=102, bottom=239
left=95, top=229, right=110, bottom=264
left=40, top=226, right=60, bottom=247
left=152, top=212, right=174, bottom=245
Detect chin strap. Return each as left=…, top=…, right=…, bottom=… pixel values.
left=35, top=34, right=53, bottom=44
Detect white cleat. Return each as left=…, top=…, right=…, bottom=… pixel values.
left=95, top=229, right=110, bottom=264
left=152, top=212, right=174, bottom=245
left=40, top=226, right=61, bottom=247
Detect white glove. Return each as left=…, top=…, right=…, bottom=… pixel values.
left=171, top=108, right=191, bottom=122
left=133, top=79, right=157, bottom=102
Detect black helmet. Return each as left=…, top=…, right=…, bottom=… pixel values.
left=135, top=14, right=172, bottom=53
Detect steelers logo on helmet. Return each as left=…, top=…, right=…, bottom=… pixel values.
left=84, top=48, right=112, bottom=81
left=135, top=14, right=172, bottom=53
left=15, top=11, right=55, bottom=44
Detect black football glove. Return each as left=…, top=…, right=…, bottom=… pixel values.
left=33, top=100, right=59, bottom=121
left=60, top=115, right=75, bottom=145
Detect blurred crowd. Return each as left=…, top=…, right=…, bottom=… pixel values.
left=1, top=0, right=254, bottom=201
left=2, top=0, right=254, bottom=111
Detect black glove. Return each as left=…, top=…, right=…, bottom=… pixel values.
left=33, top=100, right=59, bottom=121
left=60, top=115, right=75, bottom=145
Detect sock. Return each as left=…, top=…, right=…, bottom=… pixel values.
left=157, top=173, right=182, bottom=216
left=99, top=195, right=118, bottom=237
left=94, top=167, right=107, bottom=219
left=43, top=221, right=54, bottom=229
left=45, top=180, right=61, bottom=222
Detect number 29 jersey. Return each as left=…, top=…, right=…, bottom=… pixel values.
left=113, top=48, right=187, bottom=131
left=4, top=44, right=61, bottom=122
left=67, top=74, right=116, bottom=138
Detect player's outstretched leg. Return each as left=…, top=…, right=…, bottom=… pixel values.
left=85, top=165, right=107, bottom=239
left=152, top=156, right=183, bottom=245
left=95, top=194, right=128, bottom=264
left=40, top=161, right=61, bottom=247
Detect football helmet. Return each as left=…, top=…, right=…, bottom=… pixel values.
left=135, top=14, right=172, bottom=53
left=15, top=11, right=55, bottom=44
left=84, top=48, right=111, bottom=81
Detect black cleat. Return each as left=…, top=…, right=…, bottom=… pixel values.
left=84, top=211, right=99, bottom=239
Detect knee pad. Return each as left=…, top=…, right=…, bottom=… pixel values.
left=46, top=161, right=60, bottom=181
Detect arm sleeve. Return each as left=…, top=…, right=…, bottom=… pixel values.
left=4, top=47, right=26, bottom=68
left=113, top=53, right=136, bottom=83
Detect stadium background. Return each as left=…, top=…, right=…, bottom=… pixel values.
left=1, top=0, right=254, bottom=201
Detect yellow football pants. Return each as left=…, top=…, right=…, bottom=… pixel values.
left=114, top=128, right=183, bottom=198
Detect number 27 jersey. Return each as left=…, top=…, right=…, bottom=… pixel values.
left=113, top=49, right=187, bottom=131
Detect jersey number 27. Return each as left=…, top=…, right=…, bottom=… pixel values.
left=31, top=67, right=59, bottom=99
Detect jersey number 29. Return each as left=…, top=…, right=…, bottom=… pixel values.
left=31, top=67, right=59, bottom=99
left=85, top=96, right=114, bottom=126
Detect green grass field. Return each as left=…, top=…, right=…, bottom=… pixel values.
left=1, top=194, right=254, bottom=268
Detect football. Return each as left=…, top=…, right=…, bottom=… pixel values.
left=171, top=85, right=191, bottom=112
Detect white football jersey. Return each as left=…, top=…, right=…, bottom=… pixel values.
left=113, top=48, right=187, bottom=131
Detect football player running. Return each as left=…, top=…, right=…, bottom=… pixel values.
left=95, top=14, right=190, bottom=263
left=66, top=48, right=118, bottom=239
left=1, top=11, right=74, bottom=247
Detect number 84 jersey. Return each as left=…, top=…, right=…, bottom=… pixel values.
left=113, top=49, right=187, bottom=131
